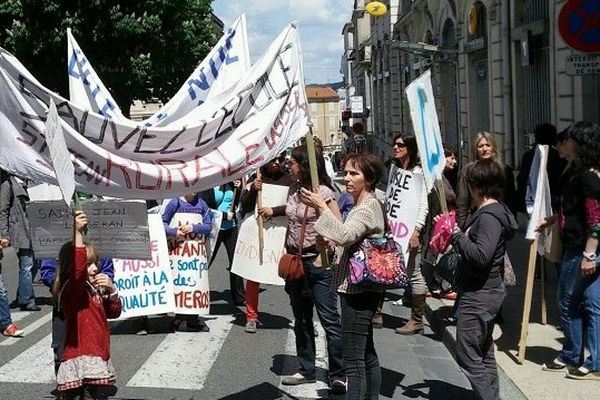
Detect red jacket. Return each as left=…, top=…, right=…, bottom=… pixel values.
left=61, top=247, right=121, bottom=362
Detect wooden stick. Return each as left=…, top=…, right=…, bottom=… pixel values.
left=256, top=170, right=264, bottom=265
left=305, top=127, right=329, bottom=268
left=434, top=179, right=448, bottom=215
left=540, top=255, right=547, bottom=325
left=517, top=236, right=538, bottom=364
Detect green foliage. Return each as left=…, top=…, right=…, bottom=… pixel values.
left=0, top=0, right=220, bottom=116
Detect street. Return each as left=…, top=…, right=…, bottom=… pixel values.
left=0, top=244, right=471, bottom=400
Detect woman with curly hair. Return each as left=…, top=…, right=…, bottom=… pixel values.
left=539, top=121, right=600, bottom=380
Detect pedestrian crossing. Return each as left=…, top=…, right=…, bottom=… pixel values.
left=0, top=310, right=331, bottom=399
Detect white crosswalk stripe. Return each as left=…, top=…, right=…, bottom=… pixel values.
left=126, top=315, right=235, bottom=390
left=0, top=312, right=52, bottom=346
left=0, top=333, right=55, bottom=383
left=278, top=322, right=330, bottom=399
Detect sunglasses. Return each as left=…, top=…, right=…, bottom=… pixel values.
left=393, top=142, right=406, bottom=148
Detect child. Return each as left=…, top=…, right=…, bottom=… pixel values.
left=162, top=192, right=213, bottom=332
left=54, top=211, right=121, bottom=400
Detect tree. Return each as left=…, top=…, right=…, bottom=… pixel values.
left=0, top=0, right=220, bottom=116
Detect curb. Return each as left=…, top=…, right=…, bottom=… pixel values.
left=424, top=297, right=529, bottom=400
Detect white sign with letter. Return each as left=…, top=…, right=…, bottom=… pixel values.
left=525, top=145, right=552, bottom=243
left=385, top=166, right=423, bottom=262
left=168, top=213, right=210, bottom=315
left=231, top=183, right=288, bottom=285
left=113, top=214, right=175, bottom=320
left=405, top=70, right=445, bottom=192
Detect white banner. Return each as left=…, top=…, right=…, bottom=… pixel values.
left=67, top=16, right=250, bottom=127
left=0, top=23, right=308, bottom=199
left=44, top=99, right=75, bottom=205
left=28, top=200, right=151, bottom=259
left=113, top=214, right=175, bottom=320
left=231, top=183, right=288, bottom=285
left=525, top=145, right=552, bottom=242
left=405, top=70, right=445, bottom=192
left=169, top=213, right=210, bottom=315
left=385, top=166, right=423, bottom=262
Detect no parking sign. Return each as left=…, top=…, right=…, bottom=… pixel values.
left=559, top=0, right=600, bottom=53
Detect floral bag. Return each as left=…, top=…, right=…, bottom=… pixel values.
left=347, top=202, right=408, bottom=289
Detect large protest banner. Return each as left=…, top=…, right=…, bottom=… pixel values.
left=113, top=214, right=175, bottom=319
left=168, top=213, right=210, bottom=315
left=0, top=23, right=307, bottom=199
left=28, top=200, right=150, bottom=259
left=405, top=70, right=444, bottom=193
left=385, top=166, right=423, bottom=261
left=67, top=16, right=250, bottom=126
left=231, top=183, right=288, bottom=286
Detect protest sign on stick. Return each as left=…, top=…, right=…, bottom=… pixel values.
left=405, top=70, right=444, bottom=211
left=168, top=213, right=210, bottom=315
left=232, top=183, right=288, bottom=285
left=255, top=170, right=265, bottom=265
left=385, top=166, right=423, bottom=262
left=29, top=200, right=150, bottom=259
left=113, top=214, right=175, bottom=319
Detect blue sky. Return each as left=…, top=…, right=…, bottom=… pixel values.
left=212, top=0, right=354, bottom=84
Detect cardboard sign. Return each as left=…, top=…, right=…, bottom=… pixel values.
left=385, top=166, right=423, bottom=261
left=113, top=214, right=175, bottom=319
left=43, top=100, right=75, bottom=206
left=231, top=183, right=288, bottom=285
left=405, top=70, right=445, bottom=192
left=28, top=200, right=150, bottom=259
left=168, top=213, right=210, bottom=315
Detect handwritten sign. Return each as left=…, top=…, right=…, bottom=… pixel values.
left=169, top=213, right=210, bottom=315
left=385, top=166, right=423, bottom=261
left=525, top=145, right=552, bottom=241
left=44, top=100, right=75, bottom=206
left=112, top=214, right=175, bottom=319
left=231, top=183, right=288, bottom=285
left=28, top=200, right=151, bottom=259
left=405, top=70, right=445, bottom=192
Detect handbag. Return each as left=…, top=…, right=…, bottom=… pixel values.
left=347, top=203, right=408, bottom=289
left=434, top=246, right=461, bottom=289
left=278, top=206, right=309, bottom=281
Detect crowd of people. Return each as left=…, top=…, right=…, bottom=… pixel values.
left=0, top=120, right=599, bottom=399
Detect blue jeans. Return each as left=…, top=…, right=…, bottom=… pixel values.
left=285, top=257, right=344, bottom=381
left=17, top=249, right=35, bottom=306
left=0, top=264, right=13, bottom=329
left=558, top=250, right=600, bottom=370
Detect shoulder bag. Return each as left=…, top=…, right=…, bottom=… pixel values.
left=278, top=205, right=309, bottom=281
left=347, top=202, right=408, bottom=289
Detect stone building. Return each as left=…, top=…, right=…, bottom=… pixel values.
left=347, top=0, right=600, bottom=168
left=306, top=86, right=342, bottom=148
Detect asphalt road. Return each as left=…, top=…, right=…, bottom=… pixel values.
left=0, top=241, right=471, bottom=400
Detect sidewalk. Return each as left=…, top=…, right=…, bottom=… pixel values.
left=424, top=230, right=600, bottom=400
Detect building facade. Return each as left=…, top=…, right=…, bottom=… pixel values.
left=346, top=0, right=599, bottom=169
left=306, top=86, right=343, bottom=150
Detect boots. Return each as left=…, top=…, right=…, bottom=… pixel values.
left=395, top=294, right=426, bottom=335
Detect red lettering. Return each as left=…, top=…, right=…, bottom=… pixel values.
left=135, top=161, right=163, bottom=190
left=106, top=152, right=133, bottom=188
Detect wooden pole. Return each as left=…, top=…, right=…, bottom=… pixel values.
left=434, top=179, right=448, bottom=215
left=256, top=170, right=264, bottom=265
left=305, top=126, right=330, bottom=268
left=517, top=237, right=539, bottom=364
left=540, top=255, right=547, bottom=325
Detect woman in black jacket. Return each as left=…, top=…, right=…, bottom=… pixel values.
left=451, top=159, right=518, bottom=400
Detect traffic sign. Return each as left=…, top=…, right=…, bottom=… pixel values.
left=558, top=0, right=600, bottom=53
left=565, top=53, right=600, bottom=75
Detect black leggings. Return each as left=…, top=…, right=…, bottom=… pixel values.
left=209, top=228, right=245, bottom=304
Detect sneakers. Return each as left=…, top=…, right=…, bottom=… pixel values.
left=542, top=357, right=567, bottom=372
left=566, top=366, right=600, bottom=381
left=281, top=372, right=316, bottom=386
left=244, top=320, right=258, bottom=333
left=330, top=379, right=347, bottom=394
left=2, top=323, right=24, bottom=337
left=8, top=301, right=41, bottom=311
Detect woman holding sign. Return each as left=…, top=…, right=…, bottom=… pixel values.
left=390, top=134, right=430, bottom=335
left=280, top=145, right=346, bottom=394
left=301, top=153, right=387, bottom=400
